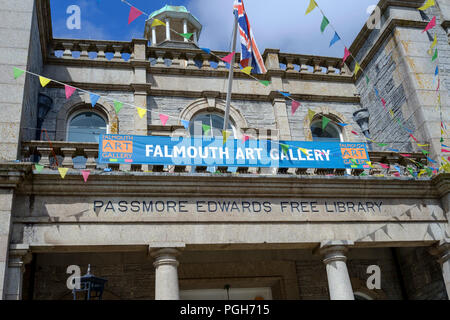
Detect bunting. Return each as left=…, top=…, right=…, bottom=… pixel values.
left=305, top=0, right=317, bottom=15
left=329, top=32, right=340, bottom=47
left=418, top=0, right=435, bottom=11
left=241, top=66, right=253, bottom=75
left=89, top=93, right=100, bottom=107
left=34, top=164, right=44, bottom=173
left=136, top=107, right=147, bottom=119
left=114, top=101, right=124, bottom=114
left=159, top=113, right=169, bottom=126
left=13, top=67, right=25, bottom=79
left=64, top=85, right=76, bottom=100
left=151, top=18, right=166, bottom=28
left=291, top=100, right=301, bottom=115
left=222, top=130, right=231, bottom=144
left=39, top=76, right=51, bottom=87
left=322, top=116, right=331, bottom=130
left=202, top=124, right=211, bottom=135
left=221, top=52, right=235, bottom=64
left=181, top=120, right=190, bottom=130
left=320, top=16, right=330, bottom=33
left=128, top=6, right=143, bottom=24
left=422, top=16, right=436, bottom=33
left=81, top=170, right=90, bottom=183
left=58, top=167, right=69, bottom=179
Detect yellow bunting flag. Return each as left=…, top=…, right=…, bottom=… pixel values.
left=151, top=18, right=166, bottom=27
left=136, top=107, right=147, bottom=119
left=365, top=161, right=373, bottom=168
left=241, top=67, right=253, bottom=75
left=307, top=109, right=315, bottom=121
left=418, top=0, right=435, bottom=11
left=39, top=76, right=51, bottom=87
left=354, top=62, right=361, bottom=76
left=418, top=169, right=427, bottom=177
left=417, top=144, right=429, bottom=147
left=430, top=34, right=437, bottom=49
left=389, top=109, right=394, bottom=118
left=305, top=0, right=317, bottom=15
left=298, top=148, right=309, bottom=157
left=222, top=130, right=231, bottom=144
left=58, top=167, right=69, bottom=179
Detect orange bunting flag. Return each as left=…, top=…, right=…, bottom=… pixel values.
left=136, top=107, right=147, bottom=119
left=81, top=170, right=90, bottom=183
left=159, top=113, right=169, bottom=126
left=39, top=76, right=51, bottom=87
left=58, top=167, right=69, bottom=179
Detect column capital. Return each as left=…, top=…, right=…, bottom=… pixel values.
left=8, top=244, right=32, bottom=271
left=317, top=240, right=354, bottom=264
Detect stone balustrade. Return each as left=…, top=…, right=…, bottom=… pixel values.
left=21, top=141, right=429, bottom=177
left=49, top=39, right=133, bottom=61
left=277, top=52, right=350, bottom=76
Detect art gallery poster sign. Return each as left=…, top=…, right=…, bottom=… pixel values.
left=98, top=134, right=371, bottom=169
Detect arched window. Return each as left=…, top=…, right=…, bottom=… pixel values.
left=67, top=111, right=107, bottom=143
left=189, top=113, right=235, bottom=138
left=311, top=118, right=342, bottom=142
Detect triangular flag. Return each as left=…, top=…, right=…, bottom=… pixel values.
left=89, top=93, right=100, bottom=107
left=280, top=143, right=289, bottom=156
left=320, top=16, right=330, bottom=33
left=39, top=76, right=51, bottom=87
left=81, top=170, right=90, bottom=183
left=430, top=33, right=437, bottom=49
left=421, top=150, right=430, bottom=155
left=222, top=130, right=231, bottom=144
left=241, top=66, right=253, bottom=75
left=201, top=48, right=211, bottom=54
left=181, top=120, right=190, bottom=130
left=34, top=164, right=44, bottom=173
left=202, top=124, right=211, bottom=135
left=400, top=154, right=412, bottom=158
left=128, top=6, right=143, bottom=24
left=221, top=52, right=235, bottom=64
left=351, top=131, right=359, bottom=135
left=305, top=0, right=317, bottom=15
left=422, top=16, right=436, bottom=33
left=379, top=163, right=390, bottom=169
left=64, top=85, right=76, bottom=100
left=407, top=167, right=415, bottom=176
left=179, top=33, right=193, bottom=40
left=417, top=143, right=429, bottom=147
left=337, top=123, right=348, bottom=127
left=298, top=148, right=309, bottom=156
left=13, top=67, right=25, bottom=79
left=343, top=47, right=351, bottom=62
left=418, top=0, right=435, bottom=11
left=322, top=116, right=331, bottom=130
left=278, top=91, right=291, bottom=97
left=354, top=62, right=361, bottom=76
left=409, top=133, right=418, bottom=142
left=377, top=143, right=388, bottom=147
left=159, top=113, right=169, bottom=126
left=431, top=48, right=438, bottom=61
left=243, top=135, right=250, bottom=143
left=58, top=167, right=68, bottom=179
left=151, top=18, right=166, bottom=28
left=426, top=156, right=437, bottom=163
left=329, top=32, right=340, bottom=47
left=260, top=80, right=271, bottom=86
left=365, top=75, right=370, bottom=85
left=114, top=101, right=124, bottom=114
left=308, top=109, right=315, bottom=121
left=136, top=107, right=147, bottom=119
left=291, top=100, right=301, bottom=115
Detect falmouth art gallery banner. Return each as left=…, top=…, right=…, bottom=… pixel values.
left=98, top=134, right=371, bottom=169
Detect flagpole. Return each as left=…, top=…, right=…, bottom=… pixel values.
left=223, top=14, right=238, bottom=132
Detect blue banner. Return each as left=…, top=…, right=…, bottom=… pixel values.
left=98, top=134, right=371, bottom=169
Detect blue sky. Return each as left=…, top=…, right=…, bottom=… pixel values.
left=51, top=0, right=378, bottom=57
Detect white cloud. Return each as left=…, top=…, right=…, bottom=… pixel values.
left=187, top=0, right=377, bottom=57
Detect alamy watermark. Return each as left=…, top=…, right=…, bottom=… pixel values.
left=66, top=5, right=81, bottom=30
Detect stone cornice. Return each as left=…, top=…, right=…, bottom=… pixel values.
left=432, top=173, right=450, bottom=197
left=15, top=170, right=442, bottom=199
left=0, top=163, right=32, bottom=189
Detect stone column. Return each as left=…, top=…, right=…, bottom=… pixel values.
left=152, top=248, right=181, bottom=300
left=433, top=239, right=450, bottom=299
left=151, top=27, right=157, bottom=46
left=4, top=245, right=31, bottom=300
left=183, top=19, right=188, bottom=42
left=165, top=18, right=171, bottom=41
left=319, top=241, right=354, bottom=300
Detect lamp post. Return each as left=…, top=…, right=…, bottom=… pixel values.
left=72, top=265, right=107, bottom=300
left=353, top=108, right=372, bottom=151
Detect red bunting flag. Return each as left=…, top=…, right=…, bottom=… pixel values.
left=422, top=16, right=436, bottom=33
left=381, top=98, right=386, bottom=108
left=409, top=134, right=418, bottom=142
left=128, top=6, right=143, bottom=24
left=221, top=52, right=235, bottom=64
left=64, top=85, right=76, bottom=100
left=159, top=113, right=169, bottom=126
left=343, top=47, right=351, bottom=62
left=291, top=100, right=301, bottom=115
left=351, top=130, right=358, bottom=135
left=81, top=170, right=90, bottom=183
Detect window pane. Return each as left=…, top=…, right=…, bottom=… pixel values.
left=189, top=114, right=234, bottom=138
left=311, top=120, right=341, bottom=142
left=68, top=112, right=106, bottom=143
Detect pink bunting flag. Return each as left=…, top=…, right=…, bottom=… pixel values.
left=128, top=6, right=143, bottom=24
left=381, top=98, right=386, bottom=108
left=393, top=172, right=401, bottom=177
left=159, top=113, right=169, bottom=126
left=409, top=134, right=418, bottom=142
left=64, top=85, right=76, bottom=100
left=351, top=130, right=358, bottom=135
left=343, top=47, right=351, bottom=62
left=81, top=170, right=90, bottom=183
left=400, top=154, right=412, bottom=157
left=422, top=16, right=436, bottom=33
left=442, top=149, right=450, bottom=153
left=379, top=163, right=390, bottom=169
left=243, top=135, right=250, bottom=143
left=436, top=78, right=440, bottom=92
left=291, top=100, right=301, bottom=115
left=221, top=52, right=235, bottom=64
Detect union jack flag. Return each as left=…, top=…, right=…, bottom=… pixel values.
left=233, top=0, right=267, bottom=74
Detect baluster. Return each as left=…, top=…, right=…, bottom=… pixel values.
left=299, top=58, right=309, bottom=73
left=85, top=149, right=98, bottom=169
left=62, top=42, right=73, bottom=58
left=186, top=53, right=196, bottom=69
left=201, top=54, right=211, bottom=69
left=155, top=50, right=166, bottom=66
left=112, top=45, right=123, bottom=61
left=61, top=147, right=76, bottom=168
left=37, top=147, right=51, bottom=167
left=313, top=60, right=322, bottom=73
left=285, top=57, right=295, bottom=72
left=326, top=62, right=336, bottom=74
left=96, top=44, right=107, bottom=60
left=79, top=43, right=90, bottom=59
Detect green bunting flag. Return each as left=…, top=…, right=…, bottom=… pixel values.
left=179, top=33, right=193, bottom=40
left=377, top=143, right=388, bottom=147
left=202, top=124, right=211, bottom=135
left=260, top=80, right=271, bottom=86
left=322, top=116, right=331, bottom=130
left=114, top=101, right=124, bottom=114
left=13, top=67, right=25, bottom=79
left=34, top=164, right=44, bottom=173
left=320, top=16, right=330, bottom=33
left=421, top=150, right=429, bottom=155
left=365, top=75, right=370, bottom=85
left=350, top=158, right=358, bottom=165
left=280, top=143, right=289, bottom=156
left=407, top=167, right=414, bottom=176
left=359, top=172, right=367, bottom=176
left=432, top=49, right=438, bottom=61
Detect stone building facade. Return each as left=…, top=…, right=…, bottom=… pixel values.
left=0, top=0, right=449, bottom=300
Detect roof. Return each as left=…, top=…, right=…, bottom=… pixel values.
left=149, top=5, right=196, bottom=20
